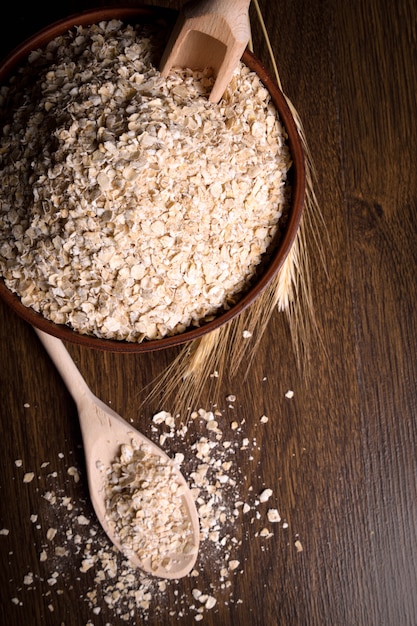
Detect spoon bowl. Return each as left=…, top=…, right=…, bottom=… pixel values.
left=34, top=328, right=200, bottom=579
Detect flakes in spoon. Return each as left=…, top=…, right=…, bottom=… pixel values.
left=101, top=440, right=197, bottom=573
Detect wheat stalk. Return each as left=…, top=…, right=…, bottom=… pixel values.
left=143, top=327, right=230, bottom=415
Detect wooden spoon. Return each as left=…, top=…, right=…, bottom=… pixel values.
left=160, top=0, right=252, bottom=103
left=34, top=328, right=200, bottom=579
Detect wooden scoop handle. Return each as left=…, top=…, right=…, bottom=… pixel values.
left=183, top=0, right=252, bottom=38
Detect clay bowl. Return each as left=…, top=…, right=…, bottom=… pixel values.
left=0, top=6, right=305, bottom=353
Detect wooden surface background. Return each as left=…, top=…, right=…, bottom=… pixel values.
left=1, top=1, right=417, bottom=625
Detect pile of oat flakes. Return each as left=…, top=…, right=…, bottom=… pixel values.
left=102, top=439, right=198, bottom=576
left=0, top=19, right=291, bottom=342
left=4, top=395, right=293, bottom=623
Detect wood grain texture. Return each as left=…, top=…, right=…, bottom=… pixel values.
left=1, top=1, right=417, bottom=625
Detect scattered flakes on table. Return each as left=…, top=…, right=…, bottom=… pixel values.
left=267, top=509, right=281, bottom=523
left=285, top=390, right=294, bottom=399
left=39, top=550, right=47, bottom=562
left=47, top=573, right=59, bottom=586
left=205, top=595, right=217, bottom=609
left=152, top=410, right=172, bottom=425
left=259, top=488, right=273, bottom=503
left=67, top=466, right=80, bottom=482
left=23, top=472, right=35, bottom=483
left=192, top=588, right=202, bottom=600
left=42, top=491, right=57, bottom=505
left=7, top=395, right=289, bottom=621
left=46, top=528, right=57, bottom=541
left=294, top=539, right=303, bottom=552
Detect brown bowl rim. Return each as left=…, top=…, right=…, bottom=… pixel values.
left=0, top=5, right=305, bottom=352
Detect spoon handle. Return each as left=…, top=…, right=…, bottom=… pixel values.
left=185, top=0, right=252, bottom=18
left=33, top=327, right=91, bottom=407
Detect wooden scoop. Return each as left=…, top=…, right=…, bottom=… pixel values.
left=34, top=328, right=200, bottom=579
left=160, top=0, right=252, bottom=103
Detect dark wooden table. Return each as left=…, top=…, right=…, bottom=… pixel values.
left=1, top=1, right=416, bottom=625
